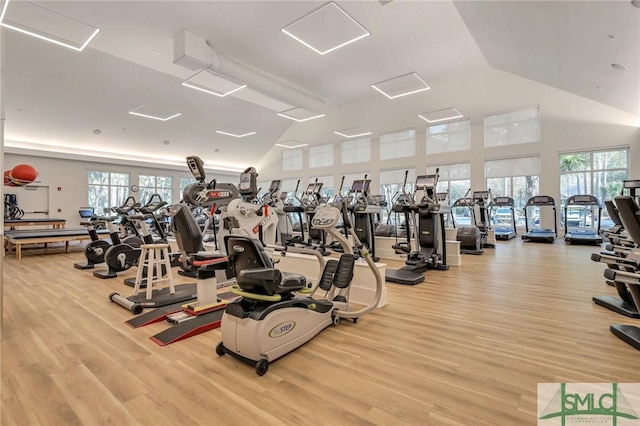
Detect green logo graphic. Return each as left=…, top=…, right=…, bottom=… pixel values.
left=539, top=383, right=639, bottom=426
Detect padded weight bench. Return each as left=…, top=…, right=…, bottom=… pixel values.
left=4, top=228, right=109, bottom=259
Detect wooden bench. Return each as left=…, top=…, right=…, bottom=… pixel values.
left=4, top=228, right=109, bottom=260
left=5, top=218, right=67, bottom=230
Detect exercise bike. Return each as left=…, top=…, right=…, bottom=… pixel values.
left=215, top=203, right=383, bottom=376
left=93, top=196, right=145, bottom=279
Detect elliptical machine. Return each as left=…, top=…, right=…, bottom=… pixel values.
left=347, top=176, right=380, bottom=262
left=215, top=202, right=382, bottom=376
left=385, top=170, right=449, bottom=285
left=282, top=180, right=307, bottom=246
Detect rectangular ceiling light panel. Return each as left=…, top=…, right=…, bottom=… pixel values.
left=277, top=107, right=325, bottom=122
left=129, top=105, right=181, bottom=121
left=182, top=69, right=247, bottom=97
left=371, top=72, right=431, bottom=99
left=334, top=128, right=372, bottom=138
left=216, top=130, right=256, bottom=138
left=282, top=2, right=370, bottom=55
left=418, top=107, right=463, bottom=123
left=0, top=0, right=100, bottom=51
left=275, top=140, right=308, bottom=149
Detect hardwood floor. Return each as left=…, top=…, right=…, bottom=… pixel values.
left=2, top=238, right=639, bottom=425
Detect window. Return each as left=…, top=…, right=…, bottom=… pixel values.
left=380, top=129, right=415, bottom=160
left=426, top=163, right=471, bottom=204
left=484, top=106, right=540, bottom=147
left=380, top=168, right=416, bottom=224
left=341, top=137, right=371, bottom=164
left=309, top=175, right=334, bottom=199
left=179, top=177, right=196, bottom=198
left=139, top=174, right=173, bottom=205
left=559, top=148, right=628, bottom=227
left=282, top=149, right=303, bottom=171
left=485, top=156, right=540, bottom=214
left=309, top=144, right=334, bottom=168
left=426, top=120, right=470, bottom=154
left=87, top=171, right=130, bottom=214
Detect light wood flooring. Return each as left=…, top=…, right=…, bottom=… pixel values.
left=2, top=238, right=639, bottom=425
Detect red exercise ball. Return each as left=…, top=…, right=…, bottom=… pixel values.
left=10, top=164, right=38, bottom=185
left=4, top=170, right=16, bottom=186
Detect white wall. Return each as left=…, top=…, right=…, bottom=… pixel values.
left=3, top=152, right=237, bottom=226
left=257, top=61, right=640, bottom=211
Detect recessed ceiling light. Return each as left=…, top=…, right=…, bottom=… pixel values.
left=215, top=130, right=257, bottom=138
left=418, top=107, right=463, bottom=123
left=611, top=63, right=627, bottom=71
left=182, top=69, right=247, bottom=97
left=371, top=72, right=431, bottom=99
left=275, top=140, right=308, bottom=149
left=129, top=105, right=182, bottom=121
left=281, top=2, right=370, bottom=55
left=333, top=129, right=372, bottom=138
left=277, top=107, right=325, bottom=122
left=0, top=0, right=100, bottom=52
left=92, top=129, right=101, bottom=135
left=162, top=140, right=170, bottom=145
left=632, top=0, right=640, bottom=8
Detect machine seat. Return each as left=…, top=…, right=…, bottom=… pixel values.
left=237, top=268, right=307, bottom=296
left=193, top=252, right=226, bottom=262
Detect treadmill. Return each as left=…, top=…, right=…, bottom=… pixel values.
left=490, top=196, right=517, bottom=240
left=563, top=195, right=602, bottom=245
left=521, top=195, right=557, bottom=243
left=598, top=196, right=640, bottom=350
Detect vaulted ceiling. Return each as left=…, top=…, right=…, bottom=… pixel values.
left=3, top=1, right=638, bottom=172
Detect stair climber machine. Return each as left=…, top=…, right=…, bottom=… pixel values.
left=522, top=195, right=558, bottom=243
left=224, top=167, right=279, bottom=248
left=93, top=196, right=145, bottom=279
left=490, top=196, right=517, bottom=240
left=386, top=170, right=449, bottom=285
left=215, top=202, right=383, bottom=376
left=563, top=195, right=603, bottom=245
left=282, top=179, right=307, bottom=246
left=348, top=176, right=380, bottom=262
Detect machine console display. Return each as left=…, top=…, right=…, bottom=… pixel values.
left=494, top=197, right=512, bottom=204
left=624, top=180, right=640, bottom=189
left=269, top=180, right=281, bottom=192
left=305, top=182, right=323, bottom=194
left=415, top=175, right=435, bottom=189
left=186, top=156, right=205, bottom=182
left=574, top=195, right=594, bottom=203
left=531, top=196, right=555, bottom=205
left=473, top=191, right=490, bottom=200
left=351, top=179, right=371, bottom=193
